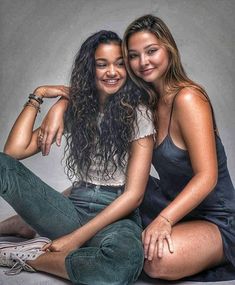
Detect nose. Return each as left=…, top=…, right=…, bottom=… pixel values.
left=140, top=54, right=149, bottom=68
left=107, top=65, right=117, bottom=77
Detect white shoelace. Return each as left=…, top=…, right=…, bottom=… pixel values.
left=1, top=249, right=44, bottom=275
left=4, top=253, right=36, bottom=275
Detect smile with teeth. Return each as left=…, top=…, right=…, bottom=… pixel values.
left=103, top=79, right=120, bottom=86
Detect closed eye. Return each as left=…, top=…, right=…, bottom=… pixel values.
left=96, top=62, right=106, bottom=68
left=116, top=59, right=124, bottom=67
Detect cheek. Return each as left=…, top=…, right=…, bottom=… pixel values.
left=158, top=50, right=169, bottom=69
left=120, top=77, right=127, bottom=88
left=95, top=69, right=102, bottom=80
left=121, top=69, right=127, bottom=79
left=129, top=60, right=139, bottom=75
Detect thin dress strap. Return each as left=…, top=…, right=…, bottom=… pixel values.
left=167, top=94, right=178, bottom=134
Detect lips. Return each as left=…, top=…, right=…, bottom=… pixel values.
left=140, top=68, right=155, bottom=76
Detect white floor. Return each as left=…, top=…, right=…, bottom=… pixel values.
left=1, top=267, right=235, bottom=285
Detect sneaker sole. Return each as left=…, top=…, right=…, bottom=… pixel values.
left=0, top=237, right=51, bottom=251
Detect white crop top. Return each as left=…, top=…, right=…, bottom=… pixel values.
left=82, top=105, right=155, bottom=186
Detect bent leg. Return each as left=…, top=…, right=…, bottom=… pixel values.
left=28, top=251, right=70, bottom=280
left=65, top=219, right=144, bottom=285
left=0, top=215, right=36, bottom=238
left=144, top=220, right=224, bottom=280
left=0, top=152, right=80, bottom=239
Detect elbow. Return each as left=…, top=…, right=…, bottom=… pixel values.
left=3, top=145, right=23, bottom=160
left=135, top=194, right=144, bottom=208
left=125, top=194, right=144, bottom=210
left=199, top=170, right=218, bottom=193
left=3, top=145, right=14, bottom=157
left=210, top=173, right=218, bottom=190
left=208, top=168, right=218, bottom=190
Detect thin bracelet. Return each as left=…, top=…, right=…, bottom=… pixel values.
left=29, top=93, right=43, bottom=104
left=159, top=214, right=173, bottom=226
left=24, top=101, right=41, bottom=112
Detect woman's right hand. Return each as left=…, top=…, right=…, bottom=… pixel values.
left=33, top=85, right=70, bottom=99
left=38, top=98, right=68, bottom=155
left=142, top=215, right=174, bottom=260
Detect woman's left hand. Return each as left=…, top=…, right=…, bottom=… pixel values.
left=142, top=215, right=174, bottom=260
left=43, top=233, right=79, bottom=253
left=38, top=98, right=68, bottom=155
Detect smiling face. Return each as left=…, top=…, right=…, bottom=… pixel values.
left=128, top=31, right=169, bottom=87
left=95, top=43, right=126, bottom=99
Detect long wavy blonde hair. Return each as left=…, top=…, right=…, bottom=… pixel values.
left=123, top=15, right=209, bottom=102
left=122, top=15, right=217, bottom=129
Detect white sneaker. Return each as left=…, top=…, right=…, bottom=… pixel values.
left=0, top=237, right=51, bottom=251
left=0, top=237, right=51, bottom=275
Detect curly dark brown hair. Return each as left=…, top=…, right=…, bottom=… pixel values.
left=64, top=30, right=149, bottom=181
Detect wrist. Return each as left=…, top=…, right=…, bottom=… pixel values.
left=58, top=97, right=69, bottom=108
left=159, top=213, right=173, bottom=226
left=33, top=87, right=45, bottom=98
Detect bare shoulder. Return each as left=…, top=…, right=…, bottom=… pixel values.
left=175, top=87, right=209, bottom=107
left=174, top=87, right=211, bottom=116
left=173, top=87, right=214, bottom=133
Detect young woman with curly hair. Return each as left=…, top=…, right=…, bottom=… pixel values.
left=0, top=30, right=155, bottom=284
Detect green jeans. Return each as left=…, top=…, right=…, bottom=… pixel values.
left=0, top=152, right=144, bottom=285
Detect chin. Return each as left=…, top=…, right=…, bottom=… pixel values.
left=140, top=73, right=159, bottom=83
left=104, top=87, right=119, bottom=95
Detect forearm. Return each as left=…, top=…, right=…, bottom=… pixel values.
left=4, top=99, right=40, bottom=158
left=71, top=191, right=142, bottom=245
left=160, top=172, right=217, bottom=225
left=4, top=86, right=69, bottom=159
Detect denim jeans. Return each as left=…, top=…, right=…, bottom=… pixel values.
left=0, top=152, right=144, bottom=285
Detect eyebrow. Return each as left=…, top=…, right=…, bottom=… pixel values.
left=128, top=44, right=160, bottom=52
left=95, top=56, right=123, bottom=61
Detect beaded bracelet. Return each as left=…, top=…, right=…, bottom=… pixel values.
left=24, top=100, right=41, bottom=112
left=28, top=93, right=43, bottom=104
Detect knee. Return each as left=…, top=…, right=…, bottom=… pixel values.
left=104, top=230, right=143, bottom=264
left=143, top=254, right=180, bottom=281
left=102, top=230, right=144, bottom=282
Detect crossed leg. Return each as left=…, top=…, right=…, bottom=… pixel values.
left=28, top=219, right=144, bottom=284
left=0, top=215, right=36, bottom=238
left=144, top=220, right=225, bottom=280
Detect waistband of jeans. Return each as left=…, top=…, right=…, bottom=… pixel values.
left=76, top=181, right=125, bottom=193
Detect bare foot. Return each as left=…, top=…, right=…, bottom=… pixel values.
left=0, top=215, right=36, bottom=238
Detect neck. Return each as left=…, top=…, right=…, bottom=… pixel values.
left=99, top=93, right=108, bottom=113
left=152, top=79, right=165, bottom=98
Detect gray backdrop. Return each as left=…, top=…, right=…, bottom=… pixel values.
left=0, top=0, right=234, bottom=219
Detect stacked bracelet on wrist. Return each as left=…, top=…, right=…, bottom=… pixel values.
left=23, top=93, right=43, bottom=113
left=24, top=100, right=41, bottom=112
left=28, top=93, right=43, bottom=104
